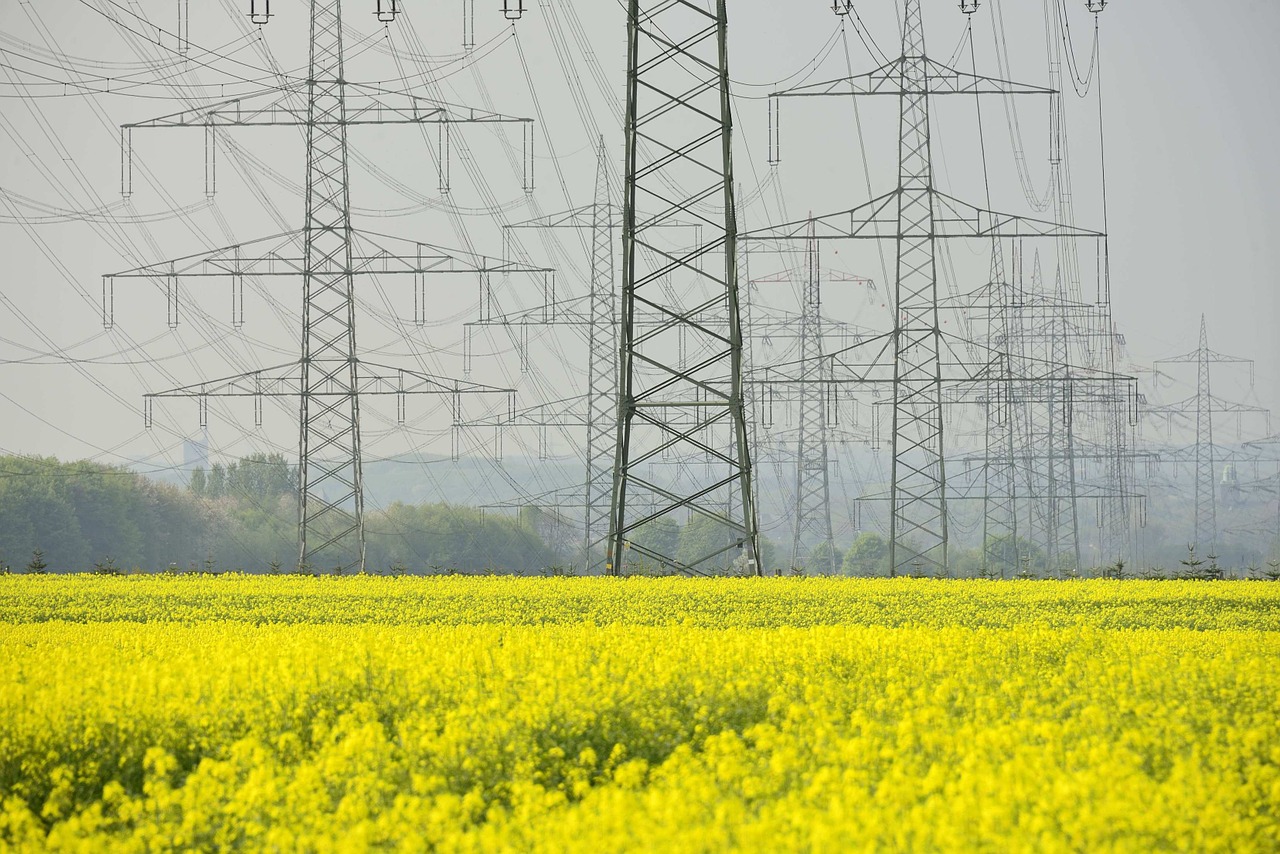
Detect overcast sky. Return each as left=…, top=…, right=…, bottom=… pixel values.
left=0, top=0, right=1276, bottom=477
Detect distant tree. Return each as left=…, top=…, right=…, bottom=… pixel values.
left=189, top=467, right=207, bottom=496
left=1178, top=545, right=1213, bottom=580
left=0, top=456, right=205, bottom=572
left=842, top=532, right=890, bottom=577
left=519, top=506, right=578, bottom=566
left=365, top=502, right=555, bottom=574
left=207, top=463, right=226, bottom=500
left=225, top=453, right=296, bottom=503
left=26, top=550, right=47, bottom=574
left=801, top=540, right=840, bottom=575
left=92, top=556, right=120, bottom=575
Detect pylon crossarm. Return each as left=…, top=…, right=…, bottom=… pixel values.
left=1157, top=444, right=1278, bottom=466
left=1148, top=397, right=1270, bottom=418
left=146, top=361, right=514, bottom=400
left=1157, top=350, right=1255, bottom=367
left=956, top=448, right=1155, bottom=470
left=770, top=56, right=1053, bottom=100
left=505, top=204, right=700, bottom=234
left=468, top=304, right=841, bottom=337
left=945, top=476, right=1140, bottom=502
left=745, top=192, right=897, bottom=243
left=459, top=396, right=588, bottom=429
left=1246, top=433, right=1280, bottom=449
left=506, top=204, right=597, bottom=231
left=932, top=192, right=1104, bottom=239
left=746, top=191, right=1102, bottom=243
left=358, top=364, right=516, bottom=397
left=467, top=301, right=590, bottom=328
left=108, top=230, right=553, bottom=279
left=124, top=83, right=532, bottom=129
left=147, top=362, right=301, bottom=398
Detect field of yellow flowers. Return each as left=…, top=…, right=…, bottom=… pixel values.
left=1, top=576, right=1278, bottom=851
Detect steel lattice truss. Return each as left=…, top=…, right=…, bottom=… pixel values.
left=584, top=145, right=618, bottom=573
left=109, top=0, right=534, bottom=571
left=790, top=226, right=836, bottom=573
left=747, top=0, right=1116, bottom=575
left=608, top=0, right=760, bottom=576
left=1149, top=317, right=1272, bottom=555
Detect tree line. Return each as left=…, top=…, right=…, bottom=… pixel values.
left=0, top=455, right=554, bottom=574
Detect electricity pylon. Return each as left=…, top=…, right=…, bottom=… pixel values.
left=749, top=0, right=1111, bottom=575
left=1014, top=257, right=1083, bottom=573
left=1243, top=434, right=1280, bottom=555
left=791, top=223, right=836, bottom=573
left=1151, top=317, right=1269, bottom=555
left=960, top=240, right=1142, bottom=577
left=979, top=241, right=1021, bottom=577
left=1041, top=0, right=1136, bottom=570
left=608, top=0, right=760, bottom=576
left=111, top=0, right=534, bottom=571
left=583, top=143, right=617, bottom=571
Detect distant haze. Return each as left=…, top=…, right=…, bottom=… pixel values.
left=0, top=0, right=1274, bottom=481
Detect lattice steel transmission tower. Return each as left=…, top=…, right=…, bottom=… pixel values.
left=1243, top=433, right=1280, bottom=555
left=1041, top=0, right=1136, bottom=570
left=1016, top=258, right=1083, bottom=572
left=584, top=142, right=618, bottom=570
left=295, top=0, right=368, bottom=572
left=751, top=0, right=1110, bottom=575
left=885, top=1, right=950, bottom=575
left=1151, top=317, right=1268, bottom=555
left=608, top=0, right=760, bottom=575
left=978, top=242, right=1021, bottom=577
left=791, top=224, right=836, bottom=573
left=110, top=0, right=532, bottom=571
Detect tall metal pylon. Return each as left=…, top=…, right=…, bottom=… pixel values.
left=749, top=0, right=1107, bottom=576
left=791, top=223, right=836, bottom=573
left=583, top=141, right=618, bottom=571
left=885, top=0, right=949, bottom=574
left=1243, top=434, right=1280, bottom=556
left=1191, top=317, right=1217, bottom=554
left=296, top=0, right=364, bottom=571
left=980, top=240, right=1021, bottom=577
left=1016, top=259, right=1083, bottom=573
left=608, top=0, right=760, bottom=575
left=112, top=0, right=530, bottom=572
left=1152, top=316, right=1268, bottom=556
left=1043, top=0, right=1133, bottom=569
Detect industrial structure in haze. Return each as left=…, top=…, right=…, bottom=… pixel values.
left=1147, top=318, right=1273, bottom=559
left=2, top=0, right=1275, bottom=573
left=750, top=0, right=1138, bottom=576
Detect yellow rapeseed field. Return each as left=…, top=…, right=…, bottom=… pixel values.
left=1, top=576, right=1278, bottom=851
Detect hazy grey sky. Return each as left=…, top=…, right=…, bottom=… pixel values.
left=0, top=0, right=1276, bottom=481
